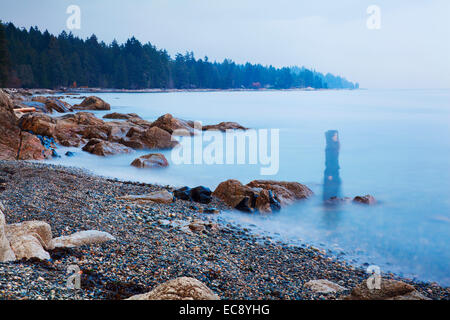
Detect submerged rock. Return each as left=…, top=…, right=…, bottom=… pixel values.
left=353, top=195, right=376, bottom=205
left=202, top=121, right=248, bottom=131
left=126, top=277, right=220, bottom=300
left=103, top=112, right=141, bottom=120
left=73, top=96, right=110, bottom=110
left=131, top=153, right=169, bottom=168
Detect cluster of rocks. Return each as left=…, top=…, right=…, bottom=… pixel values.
left=0, top=89, right=249, bottom=161
left=325, top=194, right=377, bottom=205
left=213, top=179, right=313, bottom=213
left=0, top=202, right=115, bottom=262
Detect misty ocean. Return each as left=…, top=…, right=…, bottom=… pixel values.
left=45, top=89, right=450, bottom=286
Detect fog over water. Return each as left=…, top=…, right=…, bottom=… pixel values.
left=45, top=89, right=450, bottom=285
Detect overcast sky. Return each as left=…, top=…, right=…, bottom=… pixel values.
left=1, top=0, right=449, bottom=89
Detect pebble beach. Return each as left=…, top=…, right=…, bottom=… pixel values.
left=0, top=160, right=448, bottom=300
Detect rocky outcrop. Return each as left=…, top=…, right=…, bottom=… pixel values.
left=304, top=279, right=347, bottom=294
left=82, top=138, right=134, bottom=156
left=213, top=179, right=313, bottom=213
left=343, top=279, right=429, bottom=300
left=131, top=153, right=169, bottom=168
left=0, top=90, right=51, bottom=161
left=50, top=230, right=116, bottom=249
left=202, top=121, right=248, bottom=131
left=353, top=195, right=376, bottom=205
left=126, top=277, right=220, bottom=300
left=117, top=190, right=174, bottom=204
left=73, top=96, right=110, bottom=110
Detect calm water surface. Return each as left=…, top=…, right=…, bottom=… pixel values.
left=46, top=89, right=450, bottom=285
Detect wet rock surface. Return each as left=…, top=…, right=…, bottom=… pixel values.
left=0, top=161, right=447, bottom=300
left=130, top=153, right=169, bottom=168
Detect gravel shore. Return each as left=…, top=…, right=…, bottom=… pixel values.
left=0, top=160, right=448, bottom=300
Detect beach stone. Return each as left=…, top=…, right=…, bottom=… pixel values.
left=117, top=190, right=174, bottom=204
left=0, top=204, right=16, bottom=262
left=353, top=195, right=376, bottom=205
left=304, top=279, right=347, bottom=293
left=202, top=121, right=248, bottom=131
left=126, top=277, right=220, bottom=300
left=5, top=221, right=53, bottom=260
left=73, top=96, right=110, bottom=110
left=174, top=186, right=192, bottom=201
left=343, top=279, right=429, bottom=300
left=82, top=138, right=134, bottom=156
left=131, top=153, right=169, bottom=168
left=49, top=230, right=115, bottom=249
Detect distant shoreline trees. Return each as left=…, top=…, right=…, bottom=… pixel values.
left=0, top=22, right=358, bottom=90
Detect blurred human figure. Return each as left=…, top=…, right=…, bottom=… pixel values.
left=323, top=130, right=342, bottom=203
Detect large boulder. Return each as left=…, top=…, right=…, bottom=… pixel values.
left=82, top=138, right=134, bottom=156
left=343, top=279, right=429, bottom=300
left=126, top=277, right=220, bottom=300
left=150, top=113, right=195, bottom=136
left=18, top=113, right=56, bottom=137
left=5, top=221, right=53, bottom=260
left=73, top=96, right=110, bottom=110
left=213, top=179, right=313, bottom=213
left=17, top=132, right=52, bottom=160
left=131, top=153, right=169, bottom=168
left=123, top=126, right=178, bottom=150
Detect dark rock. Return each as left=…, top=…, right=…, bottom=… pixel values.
left=190, top=186, right=212, bottom=204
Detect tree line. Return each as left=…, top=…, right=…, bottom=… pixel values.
left=0, top=22, right=358, bottom=90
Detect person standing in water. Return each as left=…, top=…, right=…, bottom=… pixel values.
left=323, top=130, right=342, bottom=203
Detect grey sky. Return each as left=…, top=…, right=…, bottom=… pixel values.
left=1, top=0, right=449, bottom=88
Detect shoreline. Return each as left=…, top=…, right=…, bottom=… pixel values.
left=0, top=160, right=448, bottom=300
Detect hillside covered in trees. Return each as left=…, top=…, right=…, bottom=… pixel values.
left=0, top=22, right=358, bottom=90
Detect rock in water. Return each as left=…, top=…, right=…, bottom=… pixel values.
left=50, top=230, right=115, bottom=249
left=126, top=277, right=220, bottom=300
left=304, top=279, right=347, bottom=293
left=150, top=113, right=195, bottom=136
left=5, top=221, right=53, bottom=260
left=73, top=96, right=111, bottom=110
left=202, top=121, right=248, bottom=131
left=117, top=190, right=174, bottom=204
left=213, top=179, right=312, bottom=213
left=82, top=138, right=134, bottom=156
left=0, top=204, right=16, bottom=262
left=343, top=279, right=429, bottom=300
left=173, top=186, right=192, bottom=201
left=131, top=153, right=169, bottom=168
left=353, top=194, right=376, bottom=205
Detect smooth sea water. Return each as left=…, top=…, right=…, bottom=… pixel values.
left=46, top=89, right=450, bottom=285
